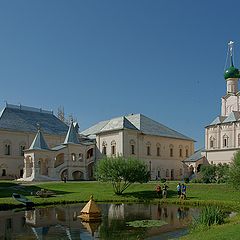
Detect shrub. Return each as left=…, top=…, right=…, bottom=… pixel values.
left=160, top=178, right=166, bottom=183
left=191, top=206, right=225, bottom=231
left=184, top=177, right=190, bottom=183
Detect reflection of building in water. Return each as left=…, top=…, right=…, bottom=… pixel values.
left=108, top=204, right=125, bottom=220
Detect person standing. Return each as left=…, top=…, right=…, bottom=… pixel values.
left=177, top=183, right=182, bottom=198
left=156, top=184, right=162, bottom=198
left=162, top=183, right=169, bottom=198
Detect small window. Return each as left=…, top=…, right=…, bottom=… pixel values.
left=180, top=169, right=183, bottom=176
left=186, top=149, right=189, bottom=157
left=131, top=145, right=135, bottom=155
left=223, top=135, right=228, bottom=148
left=87, top=148, right=94, bottom=158
left=157, top=147, right=160, bottom=156
left=111, top=145, right=116, bottom=155
left=78, top=153, right=83, bottom=161
left=102, top=146, right=107, bottom=155
left=147, top=146, right=151, bottom=156
left=210, top=140, right=214, bottom=148
left=71, top=153, right=76, bottom=161
left=4, top=144, right=10, bottom=155
left=179, top=148, right=182, bottom=157
left=170, top=148, right=173, bottom=157
left=20, top=146, right=25, bottom=156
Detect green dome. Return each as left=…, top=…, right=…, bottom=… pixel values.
left=224, top=65, right=240, bottom=79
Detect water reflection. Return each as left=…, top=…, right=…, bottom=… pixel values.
left=0, top=203, right=199, bottom=240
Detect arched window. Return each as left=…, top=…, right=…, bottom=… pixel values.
left=102, top=141, right=107, bottom=155
left=4, top=141, right=11, bottom=156
left=210, top=136, right=215, bottom=149
left=78, top=153, right=83, bottom=161
left=87, top=148, right=94, bottom=158
left=111, top=140, right=116, bottom=156
left=71, top=153, right=76, bottom=161
left=130, top=140, right=135, bottom=155
left=223, top=134, right=228, bottom=148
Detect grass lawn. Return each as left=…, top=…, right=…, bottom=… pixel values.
left=0, top=180, right=240, bottom=210
left=1, top=180, right=240, bottom=239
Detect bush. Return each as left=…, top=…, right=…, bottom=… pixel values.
left=191, top=178, right=203, bottom=183
left=184, top=177, right=190, bottom=183
left=160, top=178, right=166, bottom=183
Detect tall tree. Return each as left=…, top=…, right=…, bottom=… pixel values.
left=95, top=156, right=149, bottom=195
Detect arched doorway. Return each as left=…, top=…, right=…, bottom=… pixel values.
left=61, top=169, right=68, bottom=180
left=72, top=171, right=84, bottom=180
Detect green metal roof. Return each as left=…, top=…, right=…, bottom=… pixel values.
left=224, top=65, right=240, bottom=79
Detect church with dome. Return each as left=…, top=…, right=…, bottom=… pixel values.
left=203, top=41, right=240, bottom=164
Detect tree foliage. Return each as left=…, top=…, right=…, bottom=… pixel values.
left=95, top=156, right=149, bottom=195
left=199, top=163, right=229, bottom=183
left=228, top=150, right=240, bottom=189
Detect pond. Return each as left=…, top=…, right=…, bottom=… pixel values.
left=0, top=203, right=200, bottom=240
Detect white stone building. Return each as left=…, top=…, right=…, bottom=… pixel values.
left=82, top=113, right=195, bottom=180
left=204, top=41, right=240, bottom=164
left=0, top=103, right=95, bottom=180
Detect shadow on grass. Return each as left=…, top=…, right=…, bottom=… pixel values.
left=0, top=182, right=70, bottom=198
left=122, top=190, right=178, bottom=200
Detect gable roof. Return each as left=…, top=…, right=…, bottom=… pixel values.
left=82, top=113, right=193, bottom=141
left=64, top=121, right=80, bottom=144
left=0, top=104, right=68, bottom=135
left=29, top=130, right=49, bottom=150
left=183, top=148, right=204, bottom=163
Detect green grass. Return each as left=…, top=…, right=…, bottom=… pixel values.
left=181, top=214, right=240, bottom=240
left=1, top=180, right=240, bottom=239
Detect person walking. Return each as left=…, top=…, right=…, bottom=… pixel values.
left=181, top=183, right=187, bottom=200
left=177, top=183, right=182, bottom=198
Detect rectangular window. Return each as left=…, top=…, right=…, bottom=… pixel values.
left=170, top=148, right=173, bottom=157
left=111, top=145, right=116, bottom=155
left=157, top=147, right=160, bottom=156
left=224, top=138, right=227, bottom=147
left=186, top=149, right=189, bottom=157
left=179, top=149, right=182, bottom=157
left=147, top=146, right=151, bottom=156
left=210, top=141, right=214, bottom=148
left=5, top=145, right=10, bottom=155
left=20, top=146, right=25, bottom=156
left=131, top=145, right=135, bottom=155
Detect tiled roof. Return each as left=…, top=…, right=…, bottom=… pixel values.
left=183, top=148, right=204, bottom=162
left=0, top=104, right=68, bottom=135
left=29, top=130, right=49, bottom=150
left=82, top=113, right=193, bottom=141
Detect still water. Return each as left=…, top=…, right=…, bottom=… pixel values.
left=0, top=203, right=199, bottom=240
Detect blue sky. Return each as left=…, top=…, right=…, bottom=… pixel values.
left=0, top=1, right=239, bottom=148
